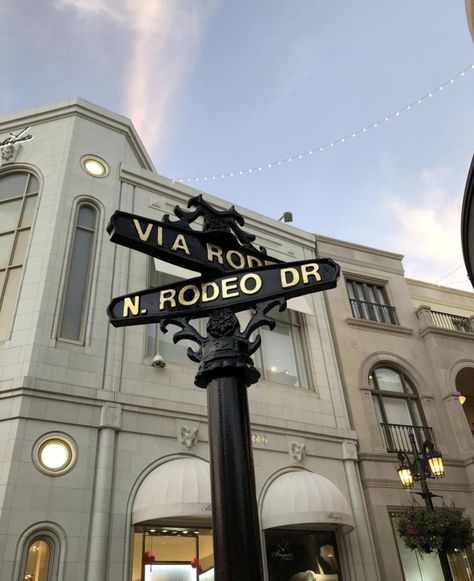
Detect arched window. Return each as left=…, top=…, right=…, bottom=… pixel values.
left=369, top=366, right=424, bottom=427
left=58, top=203, right=98, bottom=342
left=0, top=171, right=39, bottom=341
left=22, top=536, right=53, bottom=581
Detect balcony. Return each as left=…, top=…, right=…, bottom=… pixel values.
left=416, top=305, right=474, bottom=336
left=379, top=423, right=436, bottom=454
left=349, top=299, right=398, bottom=325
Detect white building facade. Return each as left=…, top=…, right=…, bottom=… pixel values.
left=0, top=100, right=380, bottom=581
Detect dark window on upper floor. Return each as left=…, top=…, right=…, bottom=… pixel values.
left=346, top=279, right=398, bottom=325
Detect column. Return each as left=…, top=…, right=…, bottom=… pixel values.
left=342, top=441, right=381, bottom=581
left=85, top=404, right=122, bottom=581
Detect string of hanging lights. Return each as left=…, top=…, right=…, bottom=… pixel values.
left=174, top=63, right=474, bottom=184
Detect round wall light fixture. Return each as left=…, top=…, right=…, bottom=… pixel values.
left=80, top=154, right=109, bottom=178
left=33, top=433, right=77, bottom=476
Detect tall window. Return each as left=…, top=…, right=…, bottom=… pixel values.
left=22, top=537, right=52, bottom=581
left=58, top=203, right=98, bottom=342
left=0, top=172, right=39, bottom=341
left=145, top=263, right=205, bottom=364
left=346, top=279, right=398, bottom=325
left=256, top=308, right=310, bottom=388
left=369, top=366, right=424, bottom=427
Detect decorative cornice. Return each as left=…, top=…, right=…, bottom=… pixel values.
left=346, top=317, right=413, bottom=336
left=419, top=326, right=474, bottom=341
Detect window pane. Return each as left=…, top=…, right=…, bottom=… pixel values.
left=0, top=199, right=22, bottom=233
left=0, top=233, right=14, bottom=268
left=59, top=228, right=93, bottom=340
left=261, top=322, right=299, bottom=386
left=374, top=367, right=404, bottom=392
left=145, top=323, right=158, bottom=358
left=0, top=267, right=21, bottom=340
left=24, top=539, right=50, bottom=581
left=0, top=173, right=27, bottom=200
left=383, top=397, right=413, bottom=425
left=11, top=229, right=30, bottom=266
left=159, top=322, right=197, bottom=364
left=26, top=175, right=39, bottom=194
left=20, top=195, right=38, bottom=228
left=77, top=205, right=96, bottom=229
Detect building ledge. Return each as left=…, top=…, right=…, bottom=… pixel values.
left=345, top=317, right=413, bottom=336
left=419, top=326, right=474, bottom=341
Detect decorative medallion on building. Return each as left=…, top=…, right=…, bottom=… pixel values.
left=289, top=441, right=306, bottom=463
left=0, top=127, right=34, bottom=166
left=180, top=425, right=199, bottom=450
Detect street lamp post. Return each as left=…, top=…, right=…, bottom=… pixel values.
left=396, top=431, right=452, bottom=581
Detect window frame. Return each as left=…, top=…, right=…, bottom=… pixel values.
left=346, top=277, right=398, bottom=325
left=0, top=170, right=40, bottom=342
left=369, top=366, right=427, bottom=427
left=57, top=200, right=100, bottom=345
left=19, top=532, right=58, bottom=581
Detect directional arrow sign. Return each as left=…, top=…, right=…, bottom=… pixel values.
left=107, top=258, right=340, bottom=327
left=107, top=210, right=282, bottom=275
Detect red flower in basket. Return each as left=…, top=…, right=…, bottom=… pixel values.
left=407, top=526, right=416, bottom=536
left=143, top=550, right=156, bottom=565
left=191, top=556, right=203, bottom=574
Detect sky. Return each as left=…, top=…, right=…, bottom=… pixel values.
left=1, top=0, right=473, bottom=289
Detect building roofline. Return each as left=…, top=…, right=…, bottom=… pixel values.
left=0, top=98, right=156, bottom=172
left=406, top=277, right=474, bottom=298
left=315, top=234, right=404, bottom=261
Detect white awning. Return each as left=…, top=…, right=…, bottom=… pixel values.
left=132, top=457, right=211, bottom=524
left=153, top=259, right=313, bottom=315
left=261, top=470, right=354, bottom=534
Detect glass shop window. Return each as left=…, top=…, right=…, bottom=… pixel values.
left=265, top=529, right=342, bottom=581
left=23, top=538, right=51, bottom=581
left=132, top=526, right=214, bottom=581
left=390, top=511, right=474, bottom=581
left=0, top=171, right=39, bottom=341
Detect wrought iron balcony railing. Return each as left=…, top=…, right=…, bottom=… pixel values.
left=349, top=299, right=398, bottom=325
left=379, top=423, right=436, bottom=454
left=431, top=310, right=471, bottom=333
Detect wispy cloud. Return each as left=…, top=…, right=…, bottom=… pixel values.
left=386, top=168, right=469, bottom=289
left=53, top=0, right=218, bottom=152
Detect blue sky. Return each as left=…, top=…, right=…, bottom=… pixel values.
left=1, top=0, right=473, bottom=288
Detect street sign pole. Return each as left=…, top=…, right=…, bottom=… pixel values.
left=106, top=196, right=340, bottom=581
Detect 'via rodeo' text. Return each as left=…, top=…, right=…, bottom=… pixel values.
left=107, top=259, right=340, bottom=326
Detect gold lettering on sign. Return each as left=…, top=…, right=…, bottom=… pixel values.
left=157, top=226, right=163, bottom=246
left=240, top=273, right=262, bottom=295
left=160, top=288, right=177, bottom=310
left=247, top=255, right=263, bottom=267
left=133, top=219, right=153, bottom=242
left=301, top=263, right=321, bottom=283
left=171, top=234, right=190, bottom=255
left=202, top=282, right=219, bottom=302
left=207, top=243, right=224, bottom=264
left=222, top=276, right=239, bottom=298
left=281, top=267, right=300, bottom=288
left=123, top=296, right=140, bottom=317
left=227, top=250, right=245, bottom=270
left=178, top=284, right=200, bottom=306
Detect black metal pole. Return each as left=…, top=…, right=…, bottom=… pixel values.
left=206, top=374, right=264, bottom=581
left=409, top=433, right=453, bottom=581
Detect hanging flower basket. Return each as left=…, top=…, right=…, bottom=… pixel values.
left=397, top=507, right=474, bottom=554
left=143, top=550, right=156, bottom=565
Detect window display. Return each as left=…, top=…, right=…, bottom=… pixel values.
left=265, top=529, right=341, bottom=581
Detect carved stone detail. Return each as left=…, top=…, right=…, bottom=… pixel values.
left=180, top=425, right=199, bottom=450
left=289, top=441, right=306, bottom=463
left=0, top=143, right=20, bottom=165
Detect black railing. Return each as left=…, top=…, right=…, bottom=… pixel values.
left=431, top=310, right=471, bottom=333
left=349, top=299, right=398, bottom=325
left=379, top=423, right=436, bottom=454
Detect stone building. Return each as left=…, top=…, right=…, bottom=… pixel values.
left=0, top=99, right=380, bottom=581
left=318, top=235, right=474, bottom=580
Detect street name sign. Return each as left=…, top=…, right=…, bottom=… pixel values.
left=107, top=210, right=282, bottom=275
left=107, top=258, right=340, bottom=327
